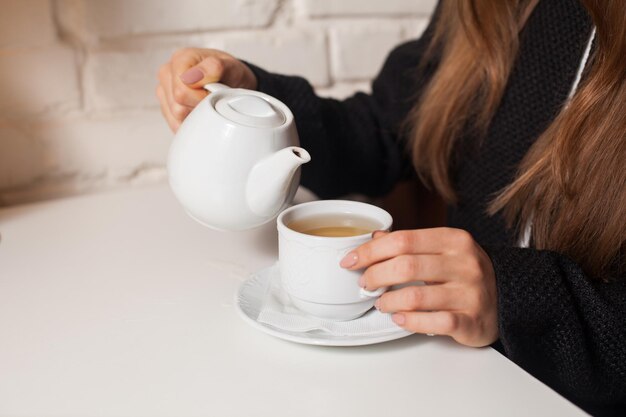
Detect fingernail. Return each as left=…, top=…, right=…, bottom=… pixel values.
left=392, top=313, right=405, bottom=325
left=180, top=67, right=204, bottom=84
left=371, top=230, right=386, bottom=238
left=374, top=298, right=381, bottom=310
left=358, top=275, right=366, bottom=288
left=340, top=252, right=358, bottom=268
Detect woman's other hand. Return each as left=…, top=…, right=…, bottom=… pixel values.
left=156, top=48, right=258, bottom=132
left=341, top=228, right=498, bottom=347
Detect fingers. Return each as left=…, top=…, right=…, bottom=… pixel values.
left=376, top=284, right=464, bottom=313
left=157, top=48, right=219, bottom=130
left=213, top=56, right=257, bottom=89
left=157, top=61, right=193, bottom=128
left=341, top=228, right=474, bottom=270
left=350, top=227, right=498, bottom=348
left=371, top=230, right=389, bottom=239
left=171, top=52, right=215, bottom=107
left=392, top=311, right=469, bottom=338
left=394, top=311, right=494, bottom=347
left=174, top=53, right=249, bottom=108
left=360, top=254, right=451, bottom=290
left=156, top=85, right=180, bottom=132
left=173, top=72, right=208, bottom=109
left=175, top=51, right=224, bottom=87
left=180, top=54, right=247, bottom=89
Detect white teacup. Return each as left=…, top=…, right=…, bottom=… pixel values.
left=277, top=200, right=393, bottom=321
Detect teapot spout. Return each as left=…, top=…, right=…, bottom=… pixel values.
left=246, top=146, right=311, bottom=218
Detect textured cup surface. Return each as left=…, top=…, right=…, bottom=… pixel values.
left=277, top=200, right=393, bottom=321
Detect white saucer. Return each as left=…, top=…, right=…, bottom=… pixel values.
left=235, top=264, right=412, bottom=346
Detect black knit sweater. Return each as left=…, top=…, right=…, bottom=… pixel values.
left=245, top=0, right=626, bottom=415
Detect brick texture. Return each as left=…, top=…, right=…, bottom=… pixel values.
left=84, top=45, right=176, bottom=110
left=221, top=30, right=330, bottom=87
left=56, top=0, right=280, bottom=41
left=296, top=0, right=437, bottom=17
left=0, top=45, right=80, bottom=117
left=30, top=110, right=171, bottom=177
left=329, top=24, right=404, bottom=81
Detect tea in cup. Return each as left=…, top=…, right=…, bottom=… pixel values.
left=277, top=200, right=393, bottom=321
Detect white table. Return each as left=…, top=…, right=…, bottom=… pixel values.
left=0, top=185, right=586, bottom=417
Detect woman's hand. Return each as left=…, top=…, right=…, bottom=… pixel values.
left=156, top=48, right=258, bottom=132
left=341, top=228, right=498, bottom=347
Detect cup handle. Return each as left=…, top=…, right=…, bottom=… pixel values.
left=204, top=83, right=229, bottom=93
left=360, top=286, right=388, bottom=299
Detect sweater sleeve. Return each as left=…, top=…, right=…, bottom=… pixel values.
left=242, top=22, right=439, bottom=199
left=485, top=246, right=626, bottom=416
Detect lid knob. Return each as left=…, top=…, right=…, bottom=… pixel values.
left=215, top=94, right=285, bottom=128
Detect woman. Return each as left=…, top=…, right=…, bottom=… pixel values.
left=156, top=0, right=625, bottom=414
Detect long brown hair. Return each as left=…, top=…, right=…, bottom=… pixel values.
left=409, top=0, right=626, bottom=278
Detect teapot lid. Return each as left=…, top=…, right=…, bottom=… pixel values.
left=215, top=93, right=285, bottom=128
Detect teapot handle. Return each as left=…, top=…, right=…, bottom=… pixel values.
left=204, top=83, right=229, bottom=93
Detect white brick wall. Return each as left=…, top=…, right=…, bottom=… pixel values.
left=84, top=45, right=176, bottom=110
left=221, top=29, right=330, bottom=86
left=296, top=0, right=437, bottom=17
left=329, top=23, right=404, bottom=81
left=0, top=45, right=80, bottom=117
left=55, top=0, right=280, bottom=42
left=0, top=0, right=435, bottom=206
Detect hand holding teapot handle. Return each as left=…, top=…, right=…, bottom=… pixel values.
left=156, top=48, right=258, bottom=132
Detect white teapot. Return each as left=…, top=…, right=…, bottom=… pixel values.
left=168, top=83, right=310, bottom=230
